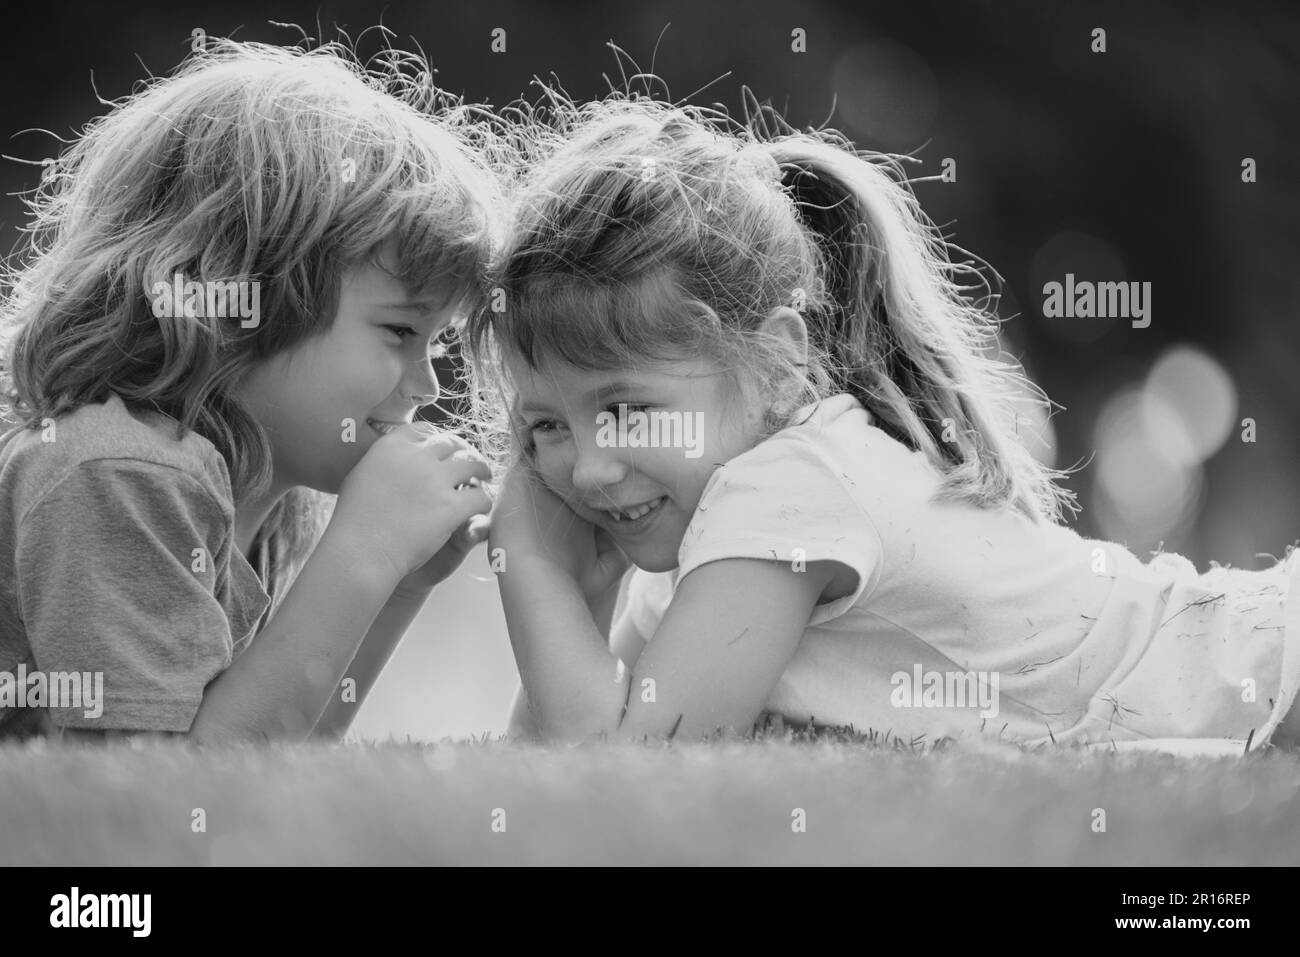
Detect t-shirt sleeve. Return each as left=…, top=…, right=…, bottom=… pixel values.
left=621, top=568, right=675, bottom=647
left=13, top=459, right=251, bottom=732
left=676, top=431, right=884, bottom=625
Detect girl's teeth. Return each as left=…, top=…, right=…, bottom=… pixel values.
left=615, top=497, right=662, bottom=521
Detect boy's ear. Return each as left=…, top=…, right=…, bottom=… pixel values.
left=760, top=306, right=809, bottom=366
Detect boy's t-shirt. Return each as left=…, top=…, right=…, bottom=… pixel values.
left=622, top=396, right=1300, bottom=749
left=0, top=394, right=274, bottom=737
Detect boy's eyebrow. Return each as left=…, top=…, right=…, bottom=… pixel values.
left=375, top=300, right=441, bottom=314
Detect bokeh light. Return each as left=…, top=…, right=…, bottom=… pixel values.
left=831, top=39, right=939, bottom=150
left=1029, top=231, right=1128, bottom=345
left=1091, top=383, right=1205, bottom=547
left=1144, top=344, right=1238, bottom=470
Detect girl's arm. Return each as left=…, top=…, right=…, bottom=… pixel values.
left=500, top=551, right=838, bottom=742
left=505, top=579, right=632, bottom=741
left=491, top=465, right=844, bottom=741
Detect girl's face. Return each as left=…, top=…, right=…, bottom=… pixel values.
left=510, top=355, right=767, bottom=572
left=236, top=259, right=459, bottom=494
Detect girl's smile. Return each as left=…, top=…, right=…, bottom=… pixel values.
left=508, top=356, right=766, bottom=572
left=585, top=494, right=670, bottom=535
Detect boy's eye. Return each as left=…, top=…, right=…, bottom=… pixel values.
left=384, top=325, right=451, bottom=363
left=384, top=324, right=418, bottom=342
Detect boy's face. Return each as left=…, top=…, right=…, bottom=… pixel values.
left=509, top=355, right=766, bottom=572
left=236, top=259, right=459, bottom=494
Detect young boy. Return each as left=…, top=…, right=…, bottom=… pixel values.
left=0, top=38, right=502, bottom=742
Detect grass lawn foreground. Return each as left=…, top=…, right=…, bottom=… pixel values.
left=2, top=725, right=1298, bottom=866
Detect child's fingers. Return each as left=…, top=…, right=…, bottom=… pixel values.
left=464, top=513, right=491, bottom=545
left=451, top=485, right=494, bottom=518
left=397, top=422, right=476, bottom=458
left=446, top=515, right=488, bottom=554
left=445, top=456, right=493, bottom=488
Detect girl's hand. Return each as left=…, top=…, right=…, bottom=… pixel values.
left=490, top=464, right=629, bottom=602
left=330, top=424, right=494, bottom=588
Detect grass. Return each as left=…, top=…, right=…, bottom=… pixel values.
left=2, top=725, right=1299, bottom=865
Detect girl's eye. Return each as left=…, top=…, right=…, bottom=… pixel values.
left=527, top=419, right=566, bottom=439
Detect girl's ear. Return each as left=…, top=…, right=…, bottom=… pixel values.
left=760, top=306, right=809, bottom=366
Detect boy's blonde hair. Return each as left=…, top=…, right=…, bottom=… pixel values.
left=1, top=37, right=503, bottom=580
left=466, top=94, right=1077, bottom=525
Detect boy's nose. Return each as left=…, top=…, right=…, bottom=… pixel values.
left=404, top=360, right=441, bottom=408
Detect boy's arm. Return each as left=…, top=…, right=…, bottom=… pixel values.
left=309, top=588, right=432, bottom=740
left=184, top=523, right=401, bottom=742
left=311, top=516, right=491, bottom=739
left=15, top=461, right=400, bottom=743
left=62, top=577, right=419, bottom=746
left=58, top=545, right=410, bottom=745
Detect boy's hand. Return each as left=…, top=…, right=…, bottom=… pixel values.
left=490, top=465, right=629, bottom=603
left=330, top=424, right=494, bottom=588
left=390, top=512, right=491, bottom=601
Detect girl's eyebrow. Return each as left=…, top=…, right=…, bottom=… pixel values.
left=519, top=380, right=655, bottom=414
left=582, top=380, right=650, bottom=400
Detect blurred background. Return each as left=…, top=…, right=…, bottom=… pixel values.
left=1, top=0, right=1296, bottom=740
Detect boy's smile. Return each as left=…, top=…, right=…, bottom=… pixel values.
left=235, top=251, right=461, bottom=498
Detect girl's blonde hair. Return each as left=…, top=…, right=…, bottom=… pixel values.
left=466, top=95, right=1077, bottom=525
left=0, top=37, right=504, bottom=587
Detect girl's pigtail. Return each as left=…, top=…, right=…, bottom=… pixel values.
left=763, top=136, right=1076, bottom=524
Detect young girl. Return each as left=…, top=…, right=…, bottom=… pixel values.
left=0, top=39, right=499, bottom=742
left=468, top=96, right=1300, bottom=753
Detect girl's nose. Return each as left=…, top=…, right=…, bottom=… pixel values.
left=571, top=440, right=629, bottom=493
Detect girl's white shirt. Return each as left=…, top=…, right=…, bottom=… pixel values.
left=621, top=395, right=1300, bottom=751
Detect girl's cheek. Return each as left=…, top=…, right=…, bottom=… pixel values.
left=532, top=446, right=571, bottom=493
